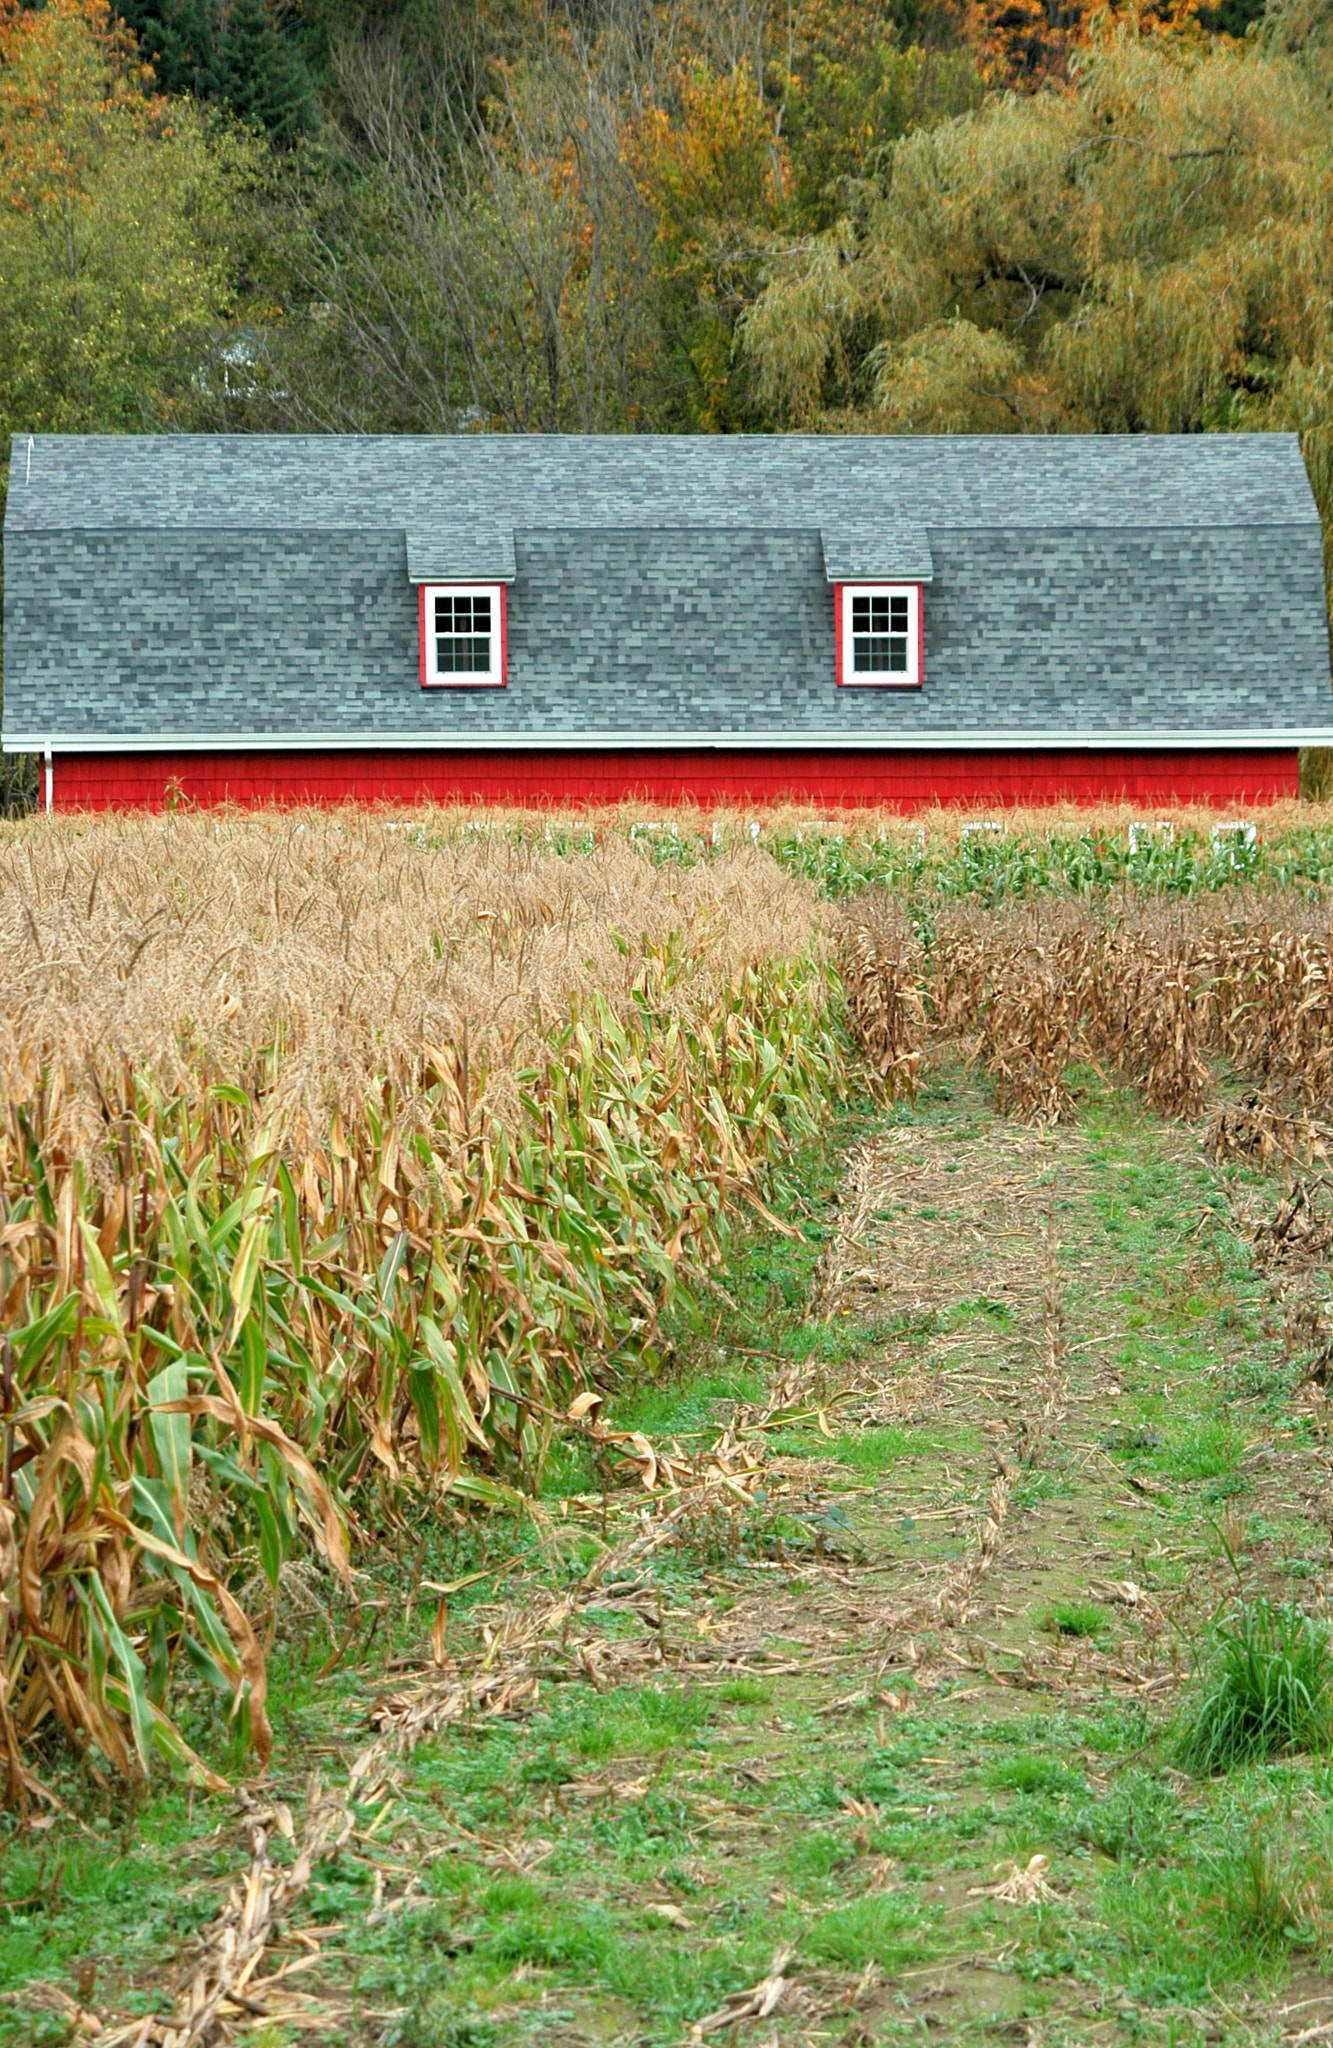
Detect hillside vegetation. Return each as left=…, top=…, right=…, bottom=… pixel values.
left=2, top=0, right=1333, bottom=484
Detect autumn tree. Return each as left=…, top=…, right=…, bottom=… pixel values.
left=742, top=23, right=1333, bottom=498
left=0, top=0, right=263, bottom=436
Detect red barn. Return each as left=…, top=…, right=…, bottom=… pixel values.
left=3, top=431, right=1330, bottom=810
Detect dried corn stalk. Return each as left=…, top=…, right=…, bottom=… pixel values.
left=0, top=819, right=844, bottom=1802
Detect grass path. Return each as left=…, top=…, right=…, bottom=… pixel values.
left=6, top=1069, right=1333, bottom=2047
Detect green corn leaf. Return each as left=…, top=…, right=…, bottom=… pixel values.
left=227, top=1210, right=270, bottom=1334
left=407, top=1363, right=440, bottom=1467
left=181, top=1632, right=235, bottom=1695
left=11, top=1294, right=79, bottom=1378
left=275, top=1160, right=303, bottom=1275
left=131, top=1476, right=195, bottom=1560
left=206, top=1194, right=246, bottom=1256
left=238, top=1311, right=267, bottom=1412
left=87, top=1574, right=155, bottom=1772
left=378, top=1229, right=409, bottom=1310
left=77, top=1221, right=124, bottom=1340
left=147, top=1362, right=191, bottom=1511
left=254, top=1489, right=286, bottom=1593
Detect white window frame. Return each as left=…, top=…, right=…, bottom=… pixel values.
left=838, top=583, right=922, bottom=689
left=420, top=582, right=505, bottom=689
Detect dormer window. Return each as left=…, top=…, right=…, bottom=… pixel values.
left=419, top=583, right=506, bottom=688
left=836, top=583, right=922, bottom=689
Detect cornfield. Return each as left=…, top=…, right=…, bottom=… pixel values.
left=0, top=812, right=842, bottom=1804
left=765, top=805, right=1333, bottom=901
left=844, top=891, right=1333, bottom=1128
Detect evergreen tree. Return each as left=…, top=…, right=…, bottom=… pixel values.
left=115, top=0, right=220, bottom=102
left=115, top=0, right=316, bottom=142
left=216, top=0, right=317, bottom=143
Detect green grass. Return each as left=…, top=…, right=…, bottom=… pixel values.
left=1043, top=1600, right=1110, bottom=1639
left=539, top=1683, right=714, bottom=1762
left=802, top=1892, right=930, bottom=1968
left=985, top=1754, right=1085, bottom=1796
left=1177, top=1600, right=1333, bottom=1774
left=1161, top=1418, right=1247, bottom=1482
left=1206, top=1827, right=1326, bottom=1955
left=716, top=1676, right=770, bottom=1705
left=833, top=1424, right=915, bottom=1474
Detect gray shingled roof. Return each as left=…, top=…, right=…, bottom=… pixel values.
left=6, top=430, right=1320, bottom=529
left=4, top=431, right=1331, bottom=751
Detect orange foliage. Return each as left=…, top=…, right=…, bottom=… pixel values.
left=973, top=0, right=1205, bottom=86
left=631, top=63, right=784, bottom=239
left=0, top=0, right=160, bottom=212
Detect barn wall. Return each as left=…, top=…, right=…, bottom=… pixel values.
left=50, top=747, right=1301, bottom=812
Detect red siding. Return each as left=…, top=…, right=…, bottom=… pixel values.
left=50, top=747, right=1301, bottom=812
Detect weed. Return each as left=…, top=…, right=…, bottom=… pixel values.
left=547, top=1684, right=712, bottom=1761
left=833, top=1424, right=914, bottom=1474
left=803, top=1891, right=927, bottom=1968
left=485, top=1902, right=611, bottom=1971
left=783, top=1828, right=857, bottom=1881
left=1071, top=1769, right=1182, bottom=1862
left=1178, top=1600, right=1333, bottom=1773
left=1205, top=1826, right=1325, bottom=1954
left=986, top=1755, right=1084, bottom=1796
left=716, top=1677, right=770, bottom=1705
left=1162, top=1419, right=1246, bottom=1482
left=1044, top=1600, right=1109, bottom=1639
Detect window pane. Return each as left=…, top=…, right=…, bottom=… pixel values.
left=891, top=597, right=909, bottom=629
left=437, top=635, right=492, bottom=672
left=853, top=634, right=911, bottom=674
left=852, top=597, right=870, bottom=628
left=435, top=595, right=493, bottom=629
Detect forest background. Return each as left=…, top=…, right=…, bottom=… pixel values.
left=3, top=0, right=1333, bottom=468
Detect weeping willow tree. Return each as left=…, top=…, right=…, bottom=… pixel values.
left=741, top=14, right=1333, bottom=519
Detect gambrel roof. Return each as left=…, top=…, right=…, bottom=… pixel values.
left=4, top=431, right=1331, bottom=753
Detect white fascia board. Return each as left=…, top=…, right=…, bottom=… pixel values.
left=9, top=729, right=1333, bottom=754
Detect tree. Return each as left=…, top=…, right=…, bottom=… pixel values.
left=115, top=0, right=318, bottom=141
left=0, top=0, right=268, bottom=433
left=742, top=26, right=1333, bottom=471
left=216, top=0, right=317, bottom=141
left=261, top=8, right=661, bottom=431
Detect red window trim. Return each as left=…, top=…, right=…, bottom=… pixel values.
left=834, top=583, right=924, bottom=690
left=419, top=582, right=508, bottom=689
